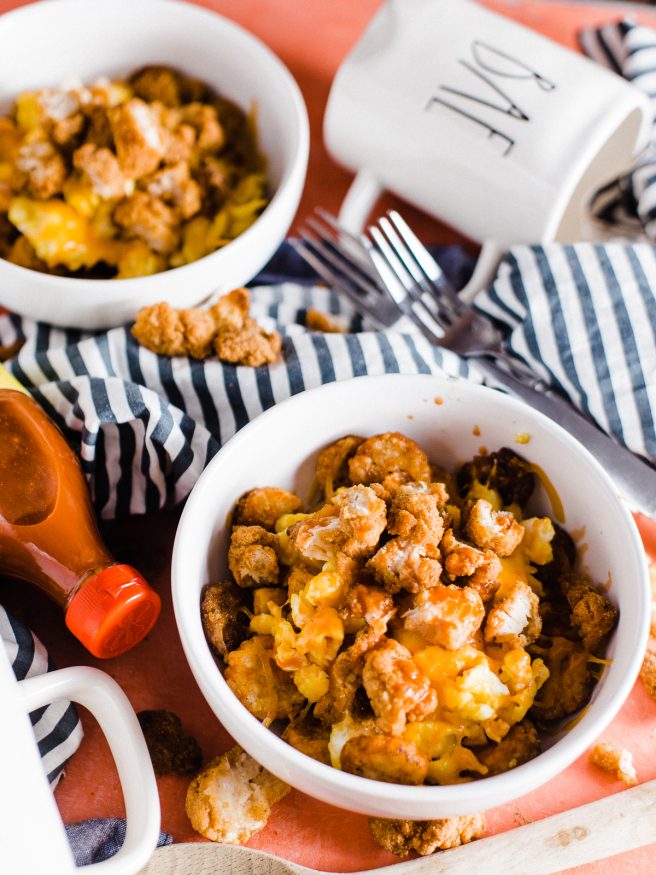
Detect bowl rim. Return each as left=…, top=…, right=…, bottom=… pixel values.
left=0, top=0, right=310, bottom=292
left=172, top=373, right=650, bottom=810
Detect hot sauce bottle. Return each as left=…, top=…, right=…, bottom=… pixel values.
left=0, top=380, right=161, bottom=658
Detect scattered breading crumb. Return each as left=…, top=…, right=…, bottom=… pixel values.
left=368, top=814, right=486, bottom=857
left=137, top=709, right=202, bottom=776
left=185, top=744, right=290, bottom=843
left=131, top=287, right=282, bottom=367
left=640, top=645, right=656, bottom=701
left=589, top=741, right=637, bottom=786
left=306, top=308, right=349, bottom=334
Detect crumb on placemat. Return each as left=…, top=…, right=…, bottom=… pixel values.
left=137, top=709, right=202, bottom=776
left=185, top=744, right=290, bottom=843
left=589, top=740, right=637, bottom=786
left=640, top=646, right=656, bottom=701
left=306, top=308, right=349, bottom=334
left=368, top=814, right=486, bottom=857
left=131, top=287, right=281, bottom=367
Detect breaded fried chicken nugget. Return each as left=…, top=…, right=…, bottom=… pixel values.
left=369, top=813, right=486, bottom=856
left=185, top=745, right=290, bottom=843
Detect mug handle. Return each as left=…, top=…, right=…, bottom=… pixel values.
left=337, top=169, right=504, bottom=300
left=19, top=666, right=160, bottom=875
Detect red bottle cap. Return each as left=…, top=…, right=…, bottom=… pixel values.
left=65, top=564, right=161, bottom=659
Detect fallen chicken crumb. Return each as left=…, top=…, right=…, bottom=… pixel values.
left=306, top=308, right=349, bottom=334
left=131, top=287, right=282, bottom=366
left=589, top=740, right=637, bottom=786
left=369, top=813, right=486, bottom=857
left=185, top=744, right=290, bottom=843
left=640, top=646, right=656, bottom=701
left=137, top=709, right=202, bottom=776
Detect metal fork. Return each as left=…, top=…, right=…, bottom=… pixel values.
left=294, top=208, right=538, bottom=385
left=291, top=209, right=656, bottom=517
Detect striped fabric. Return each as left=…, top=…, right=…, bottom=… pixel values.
left=1, top=262, right=479, bottom=519
left=475, top=242, right=656, bottom=465
left=1, top=606, right=83, bottom=787
left=580, top=19, right=656, bottom=237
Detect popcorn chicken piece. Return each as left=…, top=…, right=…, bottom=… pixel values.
left=368, top=537, right=442, bottom=595
left=589, top=741, right=637, bottom=786
left=161, top=117, right=197, bottom=165
left=201, top=580, right=249, bottom=658
left=362, top=638, right=437, bottom=734
left=476, top=719, right=539, bottom=776
left=181, top=102, right=225, bottom=152
left=234, top=487, right=302, bottom=531
left=144, top=161, right=202, bottom=219
left=290, top=485, right=387, bottom=563
left=282, top=715, right=331, bottom=764
left=532, top=636, right=592, bottom=720
left=341, top=734, right=429, bottom=785
left=349, top=432, right=431, bottom=487
left=73, top=143, right=128, bottom=200
left=314, top=647, right=364, bottom=725
left=213, top=321, right=282, bottom=368
left=560, top=571, right=618, bottom=653
left=210, top=287, right=250, bottom=330
left=315, top=435, right=365, bottom=496
left=109, top=98, right=163, bottom=177
left=306, top=309, right=349, bottom=334
left=131, top=301, right=216, bottom=359
left=185, top=745, right=290, bottom=843
left=114, top=190, right=179, bottom=254
left=225, top=637, right=304, bottom=721
left=369, top=813, right=486, bottom=857
left=441, top=528, right=502, bottom=603
left=51, top=113, right=85, bottom=147
left=484, top=580, right=541, bottom=649
left=15, top=140, right=66, bottom=199
left=343, top=584, right=396, bottom=657
left=640, top=646, right=656, bottom=701
left=229, top=525, right=280, bottom=588
left=85, top=106, right=114, bottom=149
left=403, top=585, right=485, bottom=651
left=466, top=498, right=524, bottom=556
left=388, top=488, right=445, bottom=543
left=130, top=65, right=183, bottom=107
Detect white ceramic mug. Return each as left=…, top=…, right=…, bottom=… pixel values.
left=324, top=0, right=652, bottom=297
left=0, top=648, right=160, bottom=874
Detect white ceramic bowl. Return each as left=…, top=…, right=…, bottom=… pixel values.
left=0, top=0, right=308, bottom=329
left=172, top=374, right=650, bottom=818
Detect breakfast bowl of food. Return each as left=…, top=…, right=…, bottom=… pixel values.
left=172, top=373, right=649, bottom=819
left=0, top=0, right=308, bottom=328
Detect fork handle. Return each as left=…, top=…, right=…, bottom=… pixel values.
left=473, top=357, right=656, bottom=518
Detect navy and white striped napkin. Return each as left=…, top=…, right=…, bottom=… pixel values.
left=1, top=605, right=82, bottom=787
left=581, top=19, right=656, bottom=237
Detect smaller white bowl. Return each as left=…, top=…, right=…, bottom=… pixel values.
left=0, top=0, right=308, bottom=329
left=172, top=374, right=650, bottom=819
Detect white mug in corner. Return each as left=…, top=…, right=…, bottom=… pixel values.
left=323, top=0, right=652, bottom=298
left=0, top=647, right=160, bottom=875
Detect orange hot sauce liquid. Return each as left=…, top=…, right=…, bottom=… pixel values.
left=0, top=388, right=160, bottom=657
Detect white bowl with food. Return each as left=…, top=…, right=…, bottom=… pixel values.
left=0, top=0, right=308, bottom=329
left=172, top=374, right=649, bottom=819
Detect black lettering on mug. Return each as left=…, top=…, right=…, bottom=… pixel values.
left=424, top=40, right=555, bottom=156
left=440, top=59, right=529, bottom=121
left=471, top=41, right=556, bottom=91
left=425, top=96, right=515, bottom=156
